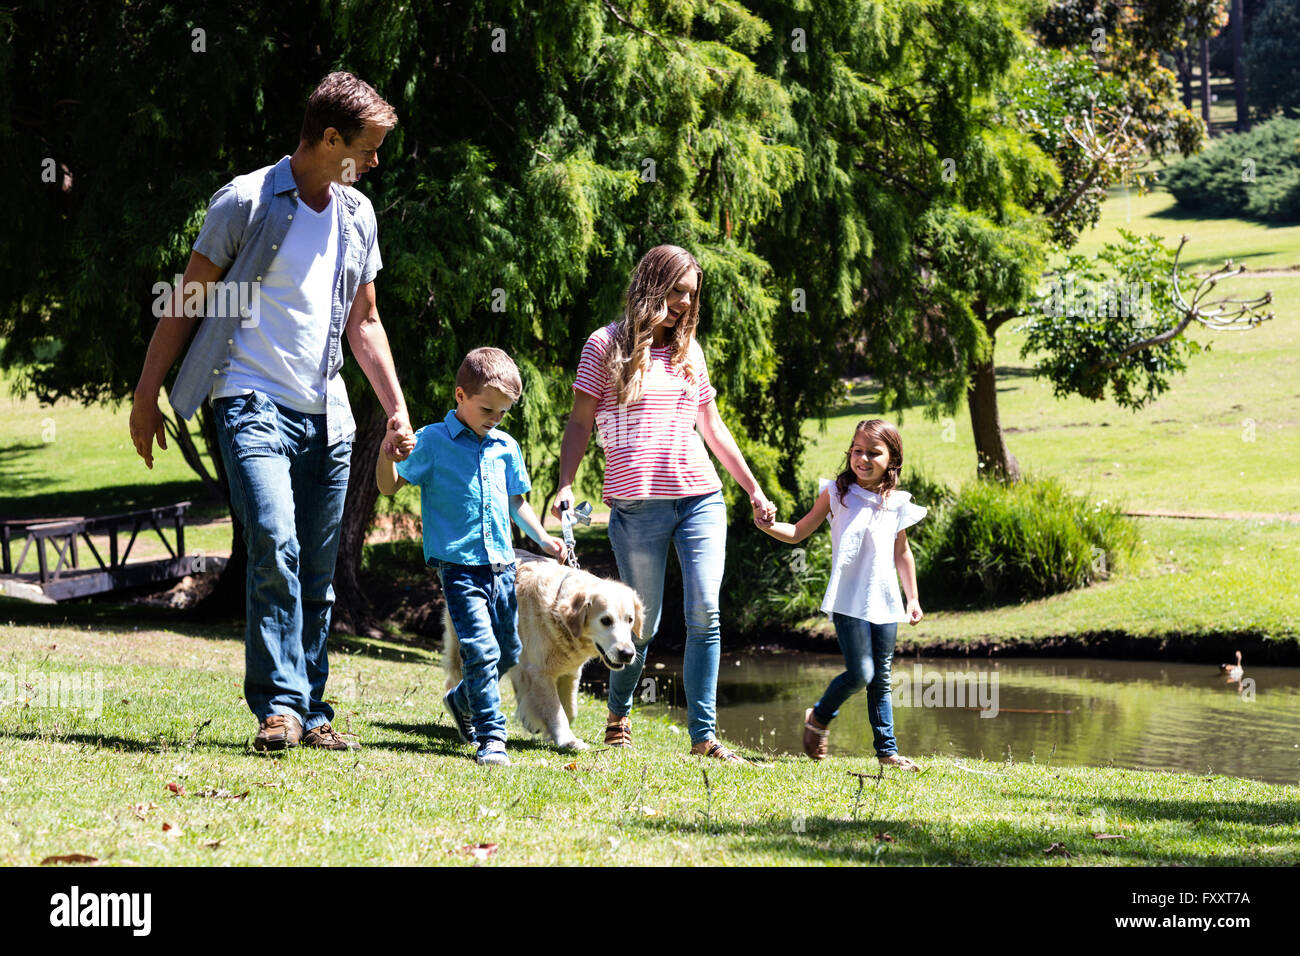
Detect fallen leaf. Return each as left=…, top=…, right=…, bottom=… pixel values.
left=166, top=781, right=186, bottom=796
left=254, top=781, right=280, bottom=788
left=39, top=853, right=97, bottom=866
left=563, top=762, right=577, bottom=772
left=1044, top=842, right=1071, bottom=857
left=1091, top=833, right=1129, bottom=840
left=452, top=843, right=499, bottom=860
left=130, top=801, right=159, bottom=820
left=195, top=789, right=250, bottom=800
left=162, top=822, right=182, bottom=838
left=202, top=839, right=224, bottom=850
left=875, top=832, right=895, bottom=843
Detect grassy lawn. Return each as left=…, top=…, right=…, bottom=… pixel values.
left=1, top=615, right=1295, bottom=866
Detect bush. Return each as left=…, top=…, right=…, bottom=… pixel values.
left=1162, top=117, right=1300, bottom=223
left=918, top=477, right=1142, bottom=604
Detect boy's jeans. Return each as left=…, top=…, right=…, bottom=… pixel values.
left=437, top=561, right=521, bottom=743
left=813, top=614, right=899, bottom=757
left=212, top=391, right=350, bottom=732
left=606, top=491, right=727, bottom=745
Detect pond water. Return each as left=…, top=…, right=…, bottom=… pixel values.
left=582, top=652, right=1300, bottom=786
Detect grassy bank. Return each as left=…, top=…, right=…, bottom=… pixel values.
left=1, top=617, right=1296, bottom=866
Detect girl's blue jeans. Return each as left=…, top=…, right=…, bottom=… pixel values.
left=606, top=491, right=727, bottom=745
left=213, top=391, right=350, bottom=732
left=813, top=614, right=899, bottom=757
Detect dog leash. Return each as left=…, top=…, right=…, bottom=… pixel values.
left=558, top=499, right=592, bottom=569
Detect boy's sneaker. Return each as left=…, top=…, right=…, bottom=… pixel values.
left=443, top=689, right=475, bottom=743
left=475, top=740, right=511, bottom=766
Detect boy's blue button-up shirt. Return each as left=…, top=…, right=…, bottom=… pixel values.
left=396, top=410, right=531, bottom=567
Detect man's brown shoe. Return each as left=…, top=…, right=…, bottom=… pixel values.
left=302, top=723, right=361, bottom=751
left=254, top=713, right=303, bottom=752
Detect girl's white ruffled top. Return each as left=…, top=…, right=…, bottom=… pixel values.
left=818, top=478, right=927, bottom=625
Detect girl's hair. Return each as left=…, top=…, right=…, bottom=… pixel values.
left=606, top=244, right=702, bottom=404
left=835, top=419, right=903, bottom=505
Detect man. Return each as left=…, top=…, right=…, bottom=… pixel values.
left=129, top=72, right=414, bottom=752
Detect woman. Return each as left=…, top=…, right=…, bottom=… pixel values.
left=552, top=244, right=776, bottom=761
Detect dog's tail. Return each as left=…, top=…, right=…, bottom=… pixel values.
left=442, top=607, right=463, bottom=691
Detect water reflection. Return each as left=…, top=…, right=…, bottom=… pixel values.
left=582, top=653, right=1300, bottom=786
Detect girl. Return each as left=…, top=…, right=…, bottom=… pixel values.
left=757, top=419, right=925, bottom=768
left=552, top=244, right=776, bottom=762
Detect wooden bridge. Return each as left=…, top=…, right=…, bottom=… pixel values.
left=0, top=502, right=202, bottom=603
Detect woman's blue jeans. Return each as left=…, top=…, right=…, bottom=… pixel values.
left=813, top=614, right=899, bottom=757
left=213, top=391, right=350, bottom=732
left=606, top=491, right=727, bottom=745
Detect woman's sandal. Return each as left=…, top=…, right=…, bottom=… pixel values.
left=605, top=716, right=632, bottom=747
left=802, top=708, right=829, bottom=760
left=878, top=753, right=921, bottom=771
left=692, top=739, right=746, bottom=763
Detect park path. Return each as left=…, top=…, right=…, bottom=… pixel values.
left=1125, top=508, right=1300, bottom=523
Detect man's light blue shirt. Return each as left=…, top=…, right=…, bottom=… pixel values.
left=397, top=410, right=532, bottom=567
left=169, top=156, right=382, bottom=445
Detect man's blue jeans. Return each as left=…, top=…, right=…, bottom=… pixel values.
left=606, top=492, right=727, bottom=745
left=437, top=561, right=520, bottom=743
left=813, top=614, right=899, bottom=757
left=213, top=391, right=350, bottom=732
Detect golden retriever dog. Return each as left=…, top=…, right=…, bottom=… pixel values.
left=443, top=555, right=643, bottom=751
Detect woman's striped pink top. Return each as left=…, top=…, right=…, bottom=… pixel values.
left=573, top=323, right=723, bottom=503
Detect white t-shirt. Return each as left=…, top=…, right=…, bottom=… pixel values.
left=818, top=478, right=927, bottom=624
left=212, top=194, right=340, bottom=413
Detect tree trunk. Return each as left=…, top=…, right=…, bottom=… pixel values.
left=330, top=401, right=386, bottom=637
left=1232, top=0, right=1249, bottom=133
left=966, top=303, right=1021, bottom=483
left=1176, top=48, right=1194, bottom=109
left=1201, top=35, right=1212, bottom=129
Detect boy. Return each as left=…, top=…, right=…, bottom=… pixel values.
left=376, top=347, right=564, bottom=765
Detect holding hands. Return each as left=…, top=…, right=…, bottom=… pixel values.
left=750, top=489, right=776, bottom=527
left=383, top=410, right=416, bottom=461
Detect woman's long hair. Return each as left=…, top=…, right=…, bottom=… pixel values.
left=835, top=419, right=903, bottom=505
left=606, top=245, right=702, bottom=404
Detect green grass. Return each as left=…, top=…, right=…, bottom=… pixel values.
left=1068, top=184, right=1300, bottom=272
left=0, top=377, right=231, bottom=556
left=1, top=615, right=1295, bottom=866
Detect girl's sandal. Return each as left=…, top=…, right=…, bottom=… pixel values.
left=878, top=754, right=920, bottom=771
left=605, top=716, right=632, bottom=747
left=692, top=739, right=746, bottom=763
left=802, top=708, right=829, bottom=760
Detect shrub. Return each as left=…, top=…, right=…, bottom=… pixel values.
left=1162, top=117, right=1300, bottom=223
left=918, top=477, right=1142, bottom=604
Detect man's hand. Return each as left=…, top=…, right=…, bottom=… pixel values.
left=129, top=391, right=168, bottom=470
left=383, top=410, right=415, bottom=461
